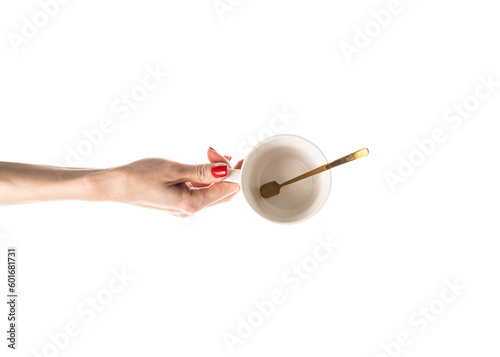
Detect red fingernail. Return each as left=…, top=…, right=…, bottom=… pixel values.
left=227, top=156, right=232, bottom=161
left=209, top=146, right=216, bottom=151
left=211, top=165, right=227, bottom=178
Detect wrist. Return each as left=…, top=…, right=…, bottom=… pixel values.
left=81, top=167, right=128, bottom=202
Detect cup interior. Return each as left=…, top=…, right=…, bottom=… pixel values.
left=241, top=135, right=331, bottom=223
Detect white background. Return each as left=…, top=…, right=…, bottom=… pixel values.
left=1, top=0, right=499, bottom=356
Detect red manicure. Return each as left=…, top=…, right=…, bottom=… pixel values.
left=211, top=165, right=227, bottom=178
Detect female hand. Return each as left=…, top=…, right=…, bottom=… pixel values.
left=105, top=147, right=243, bottom=217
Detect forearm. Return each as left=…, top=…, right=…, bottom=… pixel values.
left=0, top=162, right=121, bottom=205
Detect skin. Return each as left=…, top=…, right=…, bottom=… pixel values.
left=0, top=147, right=243, bottom=218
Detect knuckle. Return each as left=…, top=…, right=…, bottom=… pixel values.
left=195, top=164, right=209, bottom=182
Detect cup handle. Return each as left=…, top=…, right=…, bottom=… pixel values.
left=224, top=168, right=241, bottom=184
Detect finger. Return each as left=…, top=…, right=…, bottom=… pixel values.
left=175, top=162, right=228, bottom=184
left=184, top=182, right=240, bottom=212
left=135, top=203, right=186, bottom=215
left=233, top=159, right=244, bottom=170
left=183, top=148, right=232, bottom=187
left=186, top=147, right=229, bottom=186
left=205, top=187, right=240, bottom=208
left=207, top=147, right=232, bottom=167
left=185, top=182, right=211, bottom=188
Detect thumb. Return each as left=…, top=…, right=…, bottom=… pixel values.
left=176, top=162, right=228, bottom=184
left=188, top=182, right=240, bottom=211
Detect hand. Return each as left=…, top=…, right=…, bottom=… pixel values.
left=96, top=147, right=243, bottom=217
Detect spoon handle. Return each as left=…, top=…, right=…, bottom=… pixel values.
left=325, top=148, right=369, bottom=170
left=281, top=148, right=369, bottom=187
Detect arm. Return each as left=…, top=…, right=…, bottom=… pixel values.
left=0, top=147, right=243, bottom=217
left=0, top=163, right=109, bottom=204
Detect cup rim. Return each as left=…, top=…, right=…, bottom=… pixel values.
left=240, top=134, right=331, bottom=224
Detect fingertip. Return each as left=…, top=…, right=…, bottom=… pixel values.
left=211, top=163, right=228, bottom=179
left=208, top=149, right=232, bottom=167
left=234, top=159, right=244, bottom=170
left=225, top=181, right=241, bottom=195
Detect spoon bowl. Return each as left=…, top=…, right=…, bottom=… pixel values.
left=260, top=181, right=282, bottom=198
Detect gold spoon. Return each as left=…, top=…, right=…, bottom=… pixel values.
left=259, top=148, right=369, bottom=198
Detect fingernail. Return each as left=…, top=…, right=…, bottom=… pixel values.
left=227, top=156, right=232, bottom=161
left=211, top=164, right=227, bottom=178
left=209, top=146, right=216, bottom=151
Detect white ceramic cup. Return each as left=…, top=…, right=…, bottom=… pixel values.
left=225, top=134, right=331, bottom=223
